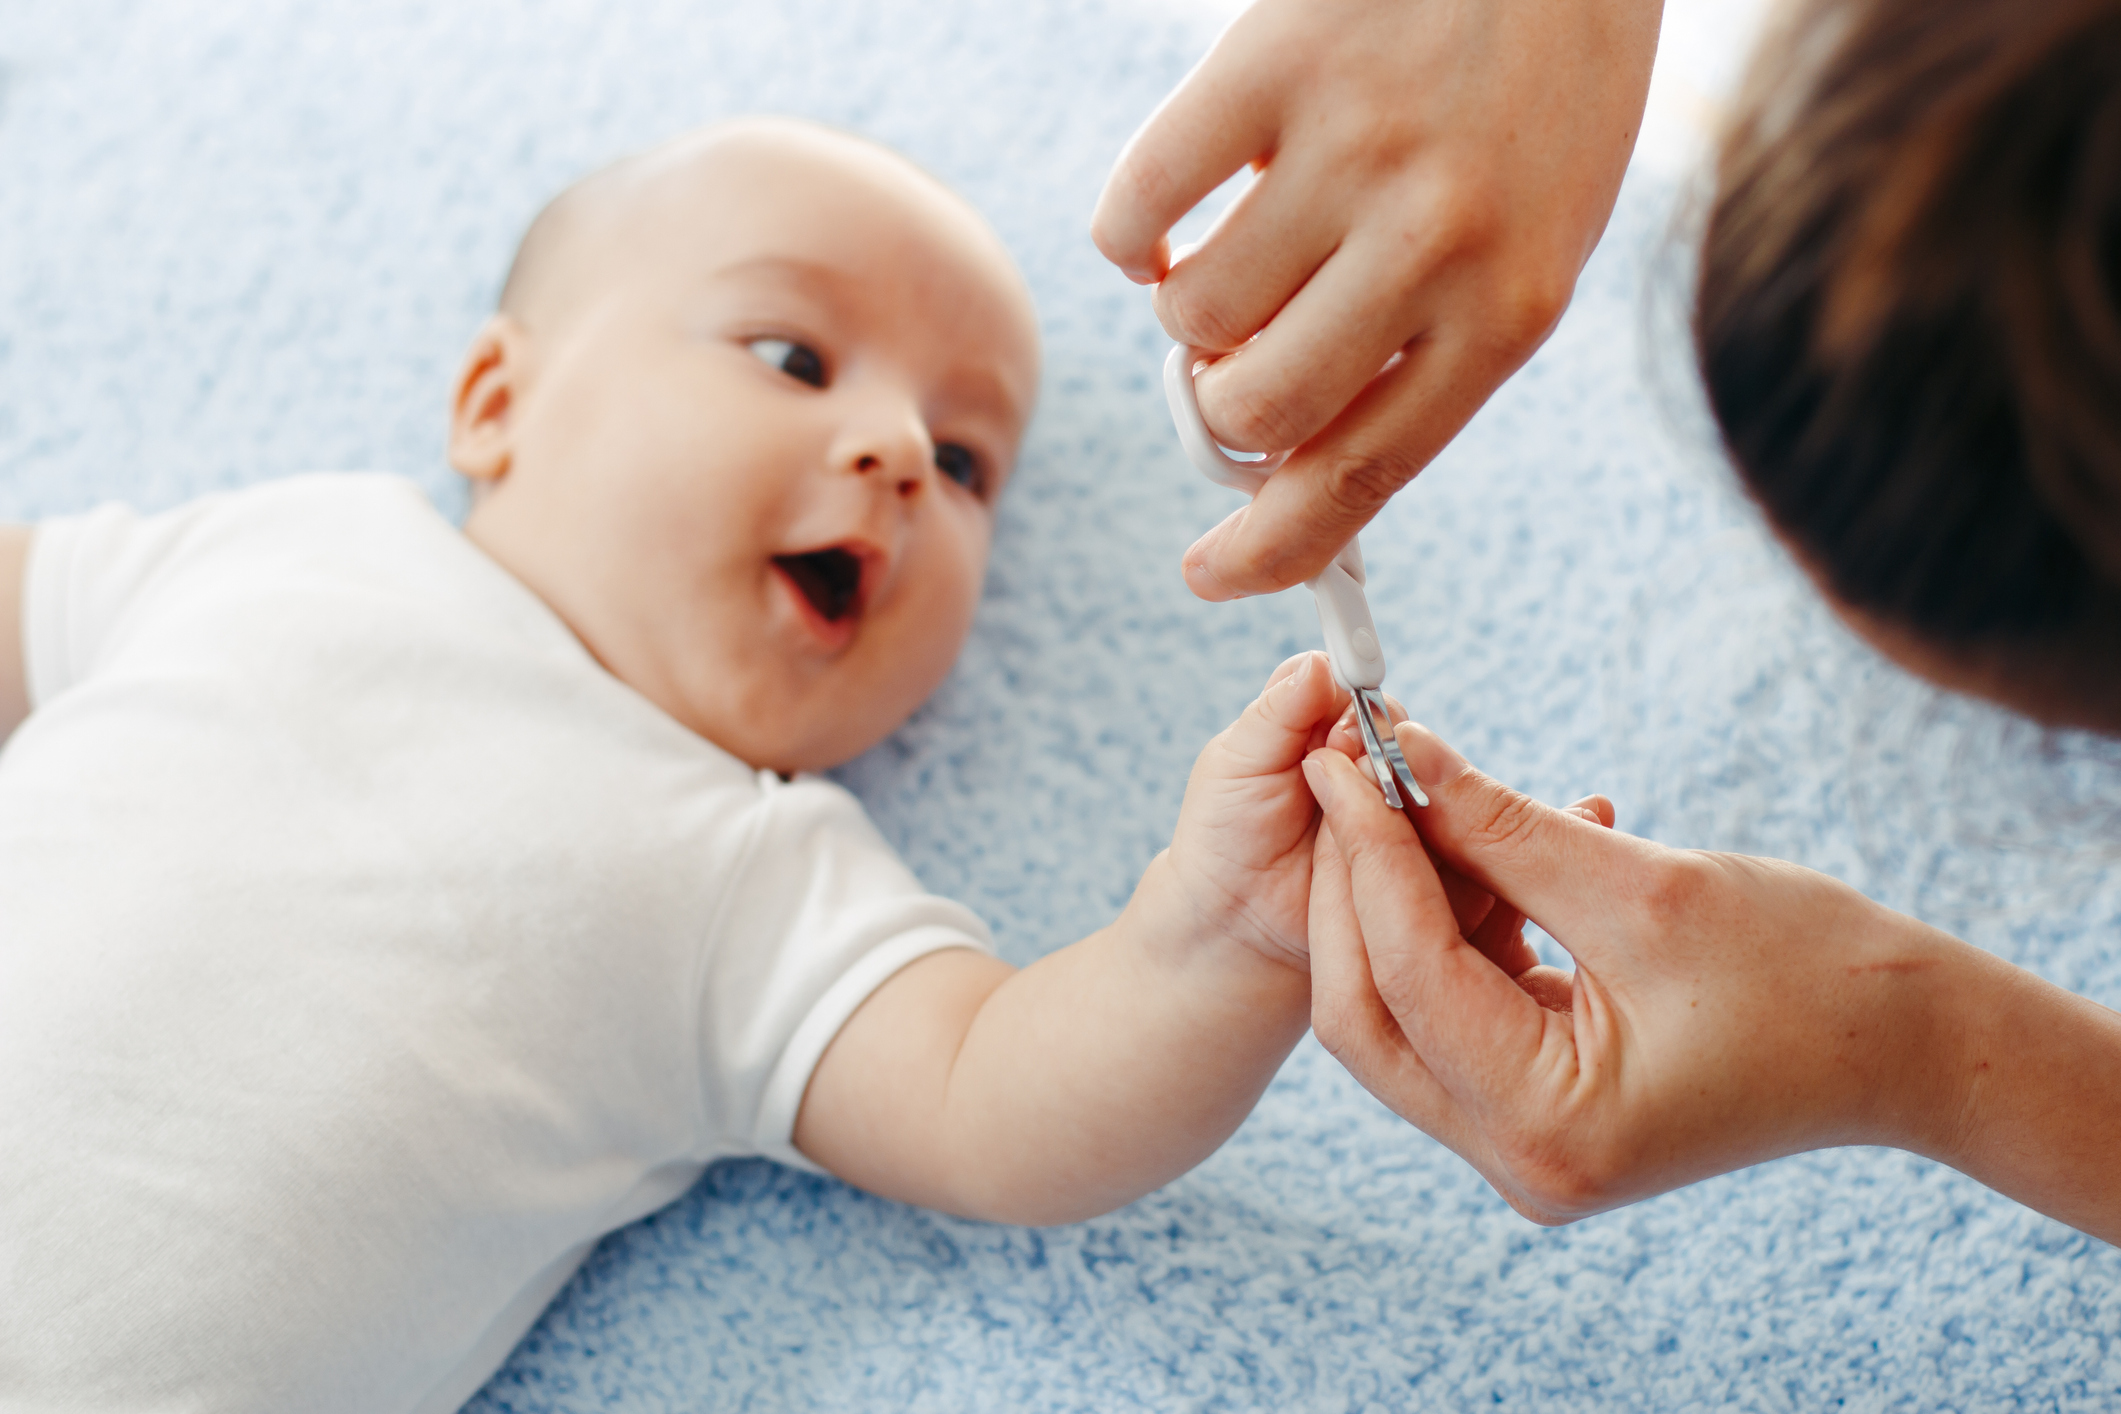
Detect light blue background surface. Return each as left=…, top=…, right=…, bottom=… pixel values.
left=5, top=2, right=2119, bottom=1408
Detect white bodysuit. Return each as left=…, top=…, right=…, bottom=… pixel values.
left=0, top=474, right=989, bottom=1413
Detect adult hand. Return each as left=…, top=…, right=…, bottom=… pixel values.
left=1093, top=0, right=1663, bottom=601
left=1301, top=722, right=2121, bottom=1242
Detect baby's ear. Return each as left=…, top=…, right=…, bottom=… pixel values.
left=447, top=316, right=531, bottom=487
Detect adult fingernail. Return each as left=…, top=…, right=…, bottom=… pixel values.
left=1301, top=752, right=1335, bottom=802
left=1392, top=721, right=1467, bottom=788
left=1183, top=521, right=1251, bottom=601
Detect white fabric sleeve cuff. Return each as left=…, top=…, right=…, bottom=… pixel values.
left=749, top=923, right=989, bottom=1175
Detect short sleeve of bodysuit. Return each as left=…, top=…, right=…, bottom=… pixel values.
left=22, top=495, right=230, bottom=707
left=702, top=776, right=994, bottom=1171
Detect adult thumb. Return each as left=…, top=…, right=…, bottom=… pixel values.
left=1391, top=721, right=1620, bottom=932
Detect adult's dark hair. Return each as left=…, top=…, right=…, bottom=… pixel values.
left=1696, top=0, right=2121, bottom=729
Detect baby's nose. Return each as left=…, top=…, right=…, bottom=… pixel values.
left=838, top=423, right=929, bottom=497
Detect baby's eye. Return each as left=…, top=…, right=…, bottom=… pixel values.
left=935, top=443, right=985, bottom=495
left=746, top=337, right=826, bottom=388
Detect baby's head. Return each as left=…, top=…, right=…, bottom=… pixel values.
left=451, top=119, right=1040, bottom=772
left=1696, top=0, right=2121, bottom=730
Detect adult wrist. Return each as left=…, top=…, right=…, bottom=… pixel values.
left=1851, top=911, right=1988, bottom=1164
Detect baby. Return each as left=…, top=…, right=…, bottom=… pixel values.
left=0, top=120, right=1356, bottom=1411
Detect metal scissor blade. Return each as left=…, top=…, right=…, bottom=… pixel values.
left=1353, top=688, right=1430, bottom=809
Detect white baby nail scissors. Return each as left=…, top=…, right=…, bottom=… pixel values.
left=1164, top=346, right=1430, bottom=809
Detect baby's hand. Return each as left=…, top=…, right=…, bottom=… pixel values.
left=1162, top=651, right=1360, bottom=970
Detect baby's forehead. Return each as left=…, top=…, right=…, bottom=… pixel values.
left=516, top=123, right=1037, bottom=351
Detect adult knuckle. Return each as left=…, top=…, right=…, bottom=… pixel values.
left=1318, top=444, right=1417, bottom=523
left=1463, top=784, right=1547, bottom=859
left=1310, top=991, right=1379, bottom=1063
left=1310, top=999, right=1352, bottom=1057
left=1155, top=279, right=1252, bottom=355
left=1500, top=1133, right=1615, bottom=1220
left=1499, top=1186, right=1580, bottom=1229
left=1217, top=378, right=1312, bottom=455
left=1422, top=170, right=1507, bottom=260
left=1487, top=266, right=1573, bottom=355
left=1630, top=850, right=1716, bottom=927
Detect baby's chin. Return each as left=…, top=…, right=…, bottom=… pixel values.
left=677, top=669, right=937, bottom=777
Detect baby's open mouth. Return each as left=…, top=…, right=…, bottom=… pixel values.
left=773, top=547, right=864, bottom=623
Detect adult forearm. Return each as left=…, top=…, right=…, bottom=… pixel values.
left=935, top=853, right=1311, bottom=1226
left=1917, top=941, right=2121, bottom=1245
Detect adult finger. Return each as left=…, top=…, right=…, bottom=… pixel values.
left=1090, top=46, right=1285, bottom=285
left=1466, top=898, right=1537, bottom=978
left=1306, top=809, right=1476, bottom=1149
left=1389, top=721, right=1636, bottom=935
left=1150, top=156, right=1347, bottom=360
left=1513, top=965, right=1577, bottom=1013
left=1315, top=695, right=1501, bottom=941
left=1302, top=747, right=1546, bottom=1066
left=1320, top=694, right=1499, bottom=939
left=1184, top=215, right=1461, bottom=457
left=1183, top=323, right=1495, bottom=598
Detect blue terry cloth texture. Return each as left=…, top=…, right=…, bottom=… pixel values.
left=3, top=1, right=2119, bottom=1409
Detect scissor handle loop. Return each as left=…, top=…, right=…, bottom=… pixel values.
left=1162, top=346, right=1291, bottom=494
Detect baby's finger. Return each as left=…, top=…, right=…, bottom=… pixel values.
left=1218, top=651, right=1349, bottom=777
left=1567, top=794, right=1617, bottom=828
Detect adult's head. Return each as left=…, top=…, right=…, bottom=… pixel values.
left=1696, top=0, right=2121, bottom=731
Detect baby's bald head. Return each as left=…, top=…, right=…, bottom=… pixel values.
left=496, top=118, right=1027, bottom=339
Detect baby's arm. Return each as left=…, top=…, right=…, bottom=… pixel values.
left=795, top=651, right=1350, bottom=1225
left=1, top=525, right=31, bottom=739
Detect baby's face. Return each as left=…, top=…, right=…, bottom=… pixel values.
left=455, top=123, right=1040, bottom=773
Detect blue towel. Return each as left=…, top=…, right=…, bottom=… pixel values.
left=4, top=1, right=2118, bottom=1408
